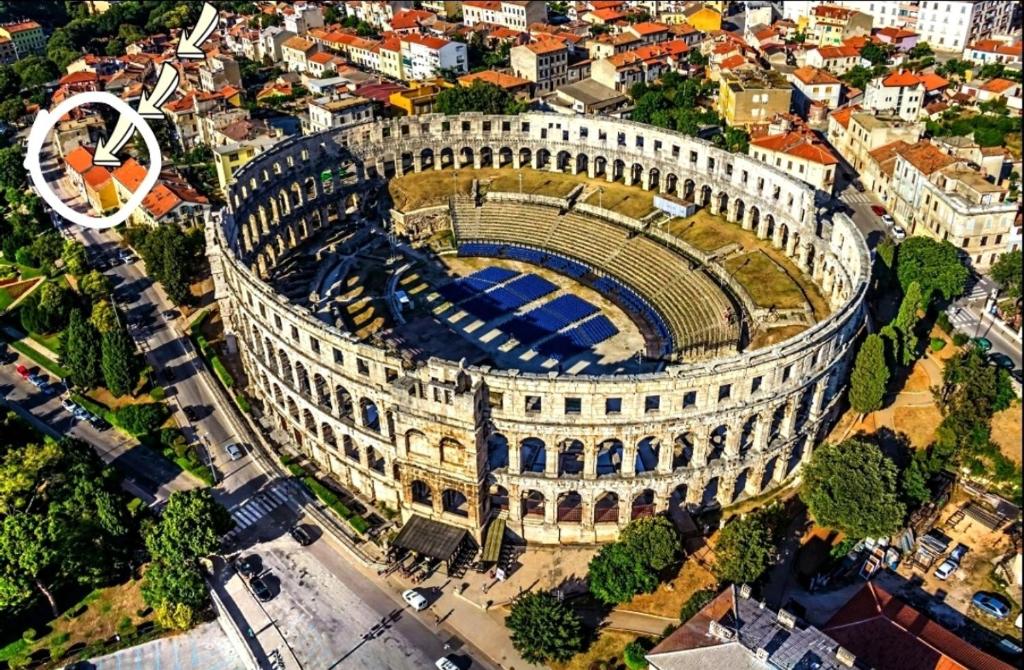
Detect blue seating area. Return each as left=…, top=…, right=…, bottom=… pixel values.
left=538, top=295, right=598, bottom=329
left=594, top=276, right=672, bottom=346
left=566, top=315, right=618, bottom=348
left=503, top=274, right=558, bottom=304
left=537, top=334, right=585, bottom=361
left=465, top=267, right=517, bottom=291
left=461, top=294, right=505, bottom=321
left=504, top=316, right=550, bottom=346
left=459, top=242, right=589, bottom=281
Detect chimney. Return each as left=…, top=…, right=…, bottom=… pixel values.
left=739, top=584, right=752, bottom=599
left=836, top=646, right=856, bottom=667
left=776, top=609, right=797, bottom=629
left=708, top=620, right=735, bottom=641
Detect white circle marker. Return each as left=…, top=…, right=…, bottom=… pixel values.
left=23, top=91, right=162, bottom=230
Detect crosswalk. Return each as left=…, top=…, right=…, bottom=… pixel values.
left=948, top=308, right=975, bottom=330
left=963, top=280, right=989, bottom=303
left=842, top=191, right=876, bottom=205
left=223, top=478, right=306, bottom=539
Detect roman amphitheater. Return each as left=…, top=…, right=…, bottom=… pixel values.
left=208, top=112, right=869, bottom=545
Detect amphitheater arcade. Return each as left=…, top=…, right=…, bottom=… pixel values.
left=208, top=112, right=870, bottom=544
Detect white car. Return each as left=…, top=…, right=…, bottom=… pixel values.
left=435, top=658, right=459, bottom=670
left=892, top=225, right=906, bottom=240
left=402, top=588, right=428, bottom=611
left=881, top=214, right=895, bottom=227
left=224, top=443, right=245, bottom=461
left=934, top=558, right=958, bottom=580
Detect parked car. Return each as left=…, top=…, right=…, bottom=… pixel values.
left=61, top=399, right=79, bottom=414
left=972, top=592, right=1011, bottom=619
left=15, top=363, right=29, bottom=379
left=27, top=373, right=46, bottom=388
left=87, top=414, right=111, bottom=431
left=871, top=205, right=886, bottom=217
left=118, top=250, right=136, bottom=263
left=892, top=225, right=906, bottom=240
left=289, top=525, right=315, bottom=546
left=237, top=555, right=261, bottom=579
left=881, top=213, right=895, bottom=227
left=973, top=337, right=993, bottom=353
left=183, top=406, right=199, bottom=421
left=162, top=309, right=179, bottom=319
left=987, top=352, right=1015, bottom=370
left=435, top=657, right=460, bottom=670
left=39, top=382, right=57, bottom=396
left=225, top=442, right=245, bottom=461
left=934, top=545, right=968, bottom=581
left=250, top=575, right=273, bottom=602
left=402, top=589, right=428, bottom=611
left=72, top=406, right=91, bottom=421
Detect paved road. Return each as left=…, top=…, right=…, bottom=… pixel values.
left=35, top=139, right=485, bottom=670
left=88, top=622, right=244, bottom=670
left=948, top=275, right=1023, bottom=371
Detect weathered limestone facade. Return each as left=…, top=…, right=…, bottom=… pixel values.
left=209, top=113, right=870, bottom=544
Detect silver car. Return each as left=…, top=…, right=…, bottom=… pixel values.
left=224, top=443, right=245, bottom=461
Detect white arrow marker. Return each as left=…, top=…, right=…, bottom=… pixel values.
left=93, top=113, right=137, bottom=167
left=177, top=2, right=219, bottom=60
left=138, top=62, right=180, bottom=119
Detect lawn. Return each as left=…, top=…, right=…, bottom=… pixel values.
left=582, top=180, right=655, bottom=219
left=4, top=337, right=70, bottom=378
left=620, top=557, right=718, bottom=619
left=0, top=287, right=14, bottom=312
left=28, top=330, right=62, bottom=356
left=666, top=210, right=750, bottom=252
left=550, top=629, right=640, bottom=670
left=724, top=251, right=809, bottom=311
left=0, top=258, right=46, bottom=280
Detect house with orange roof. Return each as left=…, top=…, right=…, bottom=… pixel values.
left=875, top=26, right=918, bottom=52
left=581, top=7, right=626, bottom=26
left=198, top=54, right=242, bottom=93
left=401, top=33, right=467, bottom=81
left=807, top=4, right=872, bottom=47
left=964, top=39, right=1022, bottom=67
left=388, top=9, right=436, bottom=34
left=54, top=113, right=106, bottom=159
left=749, top=126, right=839, bottom=194
left=110, top=157, right=148, bottom=206
left=63, top=147, right=119, bottom=214
left=591, top=40, right=689, bottom=93
left=138, top=182, right=211, bottom=229
left=805, top=44, right=862, bottom=75
left=282, top=35, right=319, bottom=73
left=511, top=39, right=569, bottom=95
left=864, top=69, right=926, bottom=121
left=961, top=77, right=1023, bottom=113
left=789, top=66, right=842, bottom=116
left=377, top=35, right=404, bottom=80
left=625, top=22, right=671, bottom=46
left=0, top=20, right=44, bottom=58
left=718, top=68, right=792, bottom=127
left=306, top=51, right=345, bottom=79
left=680, top=4, right=721, bottom=33
left=827, top=105, right=922, bottom=174
left=458, top=70, right=532, bottom=99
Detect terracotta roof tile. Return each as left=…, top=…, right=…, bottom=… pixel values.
left=629, top=22, right=669, bottom=36
left=919, top=72, right=949, bottom=92
left=141, top=183, right=182, bottom=220
left=751, top=131, right=838, bottom=165
left=981, top=77, right=1016, bottom=93
left=403, top=34, right=450, bottom=51
left=829, top=104, right=859, bottom=129
left=65, top=146, right=95, bottom=175
left=458, top=69, right=529, bottom=89
left=896, top=140, right=957, bottom=175
left=793, top=66, right=840, bottom=86
left=882, top=70, right=923, bottom=87
left=111, top=158, right=147, bottom=192
left=83, top=165, right=112, bottom=189
left=877, top=26, right=917, bottom=40
left=816, top=44, right=860, bottom=59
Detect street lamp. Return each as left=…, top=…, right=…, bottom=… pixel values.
left=201, top=432, right=218, bottom=484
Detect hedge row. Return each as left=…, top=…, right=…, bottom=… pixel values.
left=298, top=474, right=369, bottom=535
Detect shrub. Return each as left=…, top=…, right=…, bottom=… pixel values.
left=235, top=393, right=252, bottom=413
left=348, top=515, right=370, bottom=534
left=211, top=355, right=234, bottom=387
left=930, top=337, right=946, bottom=352
left=21, top=629, right=36, bottom=643
left=952, top=332, right=968, bottom=346
left=115, top=403, right=169, bottom=436
left=149, top=385, right=166, bottom=401
left=624, top=639, right=653, bottom=670
left=116, top=616, right=136, bottom=637
left=679, top=588, right=717, bottom=622
left=936, top=312, right=952, bottom=334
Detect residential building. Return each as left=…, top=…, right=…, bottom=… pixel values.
left=389, top=80, right=453, bottom=115
left=823, top=583, right=1015, bottom=670
left=647, top=585, right=854, bottom=670
left=282, top=2, right=324, bottom=36
left=458, top=70, right=532, bottom=99
left=828, top=105, right=924, bottom=173
left=962, top=77, right=1024, bottom=112
left=64, top=147, right=118, bottom=215
left=833, top=0, right=1014, bottom=52
left=260, top=27, right=296, bottom=63
left=137, top=182, right=210, bottom=228
left=376, top=36, right=404, bottom=80
left=718, top=69, right=793, bottom=127
left=344, top=0, right=415, bottom=31
left=511, top=40, right=569, bottom=95
left=790, top=66, right=843, bottom=117
left=0, top=37, right=15, bottom=65
left=681, top=4, right=722, bottom=33
left=580, top=7, right=626, bottom=26
left=199, top=54, right=242, bottom=92
left=282, top=35, right=319, bottom=73
left=807, top=4, right=872, bottom=47
left=304, top=95, right=375, bottom=134
left=863, top=70, right=926, bottom=121
left=388, top=8, right=436, bottom=34
left=110, top=157, right=148, bottom=213
left=54, top=114, right=106, bottom=158
left=307, top=51, right=345, bottom=79
left=214, top=141, right=265, bottom=190
left=347, top=37, right=382, bottom=73
left=875, top=26, right=919, bottom=51
left=420, top=1, right=463, bottom=20
left=546, top=78, right=629, bottom=116
left=805, top=44, right=862, bottom=75
left=750, top=127, right=840, bottom=195
left=462, top=1, right=546, bottom=31
left=963, top=38, right=1023, bottom=67
left=401, top=34, right=467, bottom=81
left=0, top=20, right=45, bottom=58
left=591, top=40, right=689, bottom=93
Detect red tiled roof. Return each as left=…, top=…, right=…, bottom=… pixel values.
left=164, top=94, right=195, bottom=113
left=882, top=70, right=923, bottom=87
left=1, top=20, right=41, bottom=34
left=877, top=26, right=917, bottom=40
left=919, top=72, right=949, bottom=92
left=629, top=22, right=669, bottom=36
left=588, top=8, right=625, bottom=21
left=829, top=104, right=859, bottom=129
left=968, top=39, right=1023, bottom=57
left=464, top=0, right=501, bottom=9
left=458, top=69, right=529, bottom=89
left=824, top=583, right=1014, bottom=670
left=896, top=140, right=957, bottom=175
left=523, top=39, right=567, bottom=55
left=111, top=158, right=147, bottom=192
left=59, top=71, right=99, bottom=86
left=751, top=131, right=839, bottom=165
left=981, top=77, right=1016, bottom=93
left=816, top=44, right=860, bottom=59
left=812, top=4, right=858, bottom=20
left=403, top=33, right=450, bottom=50
left=141, top=183, right=182, bottom=219
left=83, top=165, right=112, bottom=189
left=65, top=146, right=95, bottom=174
left=793, top=66, right=840, bottom=86
left=282, top=36, right=316, bottom=52
left=390, top=9, right=434, bottom=31
left=719, top=54, right=748, bottom=70
left=308, top=52, right=335, bottom=65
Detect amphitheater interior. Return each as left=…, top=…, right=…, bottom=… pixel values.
left=209, top=113, right=870, bottom=545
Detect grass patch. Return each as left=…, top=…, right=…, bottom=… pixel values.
left=297, top=472, right=369, bottom=534
left=28, top=330, right=62, bottom=356
left=724, top=251, right=808, bottom=310
left=4, top=336, right=70, bottom=377
left=550, top=629, right=639, bottom=670
left=234, top=392, right=252, bottom=414
left=0, top=639, right=29, bottom=663
left=0, top=288, right=15, bottom=312
left=0, top=258, right=46, bottom=279
left=582, top=182, right=655, bottom=218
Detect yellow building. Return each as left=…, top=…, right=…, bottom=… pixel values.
left=213, top=143, right=259, bottom=190
left=683, top=6, right=722, bottom=33
left=718, top=69, right=792, bottom=127
left=83, top=167, right=118, bottom=214
left=378, top=36, right=404, bottom=80
left=388, top=80, right=453, bottom=116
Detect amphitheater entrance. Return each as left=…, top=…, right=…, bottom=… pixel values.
left=556, top=491, right=583, bottom=523
left=631, top=490, right=656, bottom=519
left=594, top=492, right=619, bottom=524
left=635, top=437, right=660, bottom=474
left=595, top=439, right=623, bottom=476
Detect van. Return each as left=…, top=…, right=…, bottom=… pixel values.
left=402, top=589, right=428, bottom=611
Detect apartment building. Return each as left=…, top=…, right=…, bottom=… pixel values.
left=804, top=44, right=862, bottom=75
left=591, top=40, right=689, bottom=93
left=420, top=1, right=463, bottom=20
left=282, top=1, right=324, bottom=35
left=749, top=129, right=840, bottom=194
left=827, top=105, right=923, bottom=173
left=345, top=1, right=415, bottom=31
left=0, top=37, right=15, bottom=65
left=199, top=55, right=242, bottom=92
left=511, top=40, right=569, bottom=95
left=282, top=35, right=320, bottom=73
left=833, top=1, right=1013, bottom=52
left=863, top=70, right=926, bottom=121
left=807, top=4, right=873, bottom=47
left=963, top=38, right=1023, bottom=66
left=304, top=95, right=375, bottom=134
left=138, top=182, right=210, bottom=229
left=401, top=34, right=468, bottom=81
left=0, top=20, right=45, bottom=58
left=462, top=1, right=547, bottom=31
left=64, top=147, right=118, bottom=215
left=718, top=69, right=793, bottom=127
left=790, top=66, right=843, bottom=116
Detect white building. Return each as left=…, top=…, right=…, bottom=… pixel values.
left=963, top=38, right=1023, bottom=66
left=462, top=1, right=548, bottom=31
left=304, top=95, right=375, bottom=134
left=283, top=2, right=324, bottom=35
left=833, top=1, right=1014, bottom=52
left=790, top=66, right=843, bottom=116
left=749, top=129, right=840, bottom=195
left=400, top=34, right=468, bottom=81
left=863, top=70, right=925, bottom=121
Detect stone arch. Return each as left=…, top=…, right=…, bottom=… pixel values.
left=271, top=383, right=283, bottom=406
left=701, top=477, right=720, bottom=507
left=594, top=491, right=619, bottom=524
left=683, top=178, right=696, bottom=201
left=304, top=176, right=317, bottom=201
left=648, top=167, right=660, bottom=191
left=732, top=468, right=750, bottom=502
left=734, top=197, right=745, bottom=222
left=439, top=437, right=463, bottom=465
left=487, top=433, right=509, bottom=470
left=631, top=489, right=656, bottom=519
left=489, top=482, right=509, bottom=510
left=536, top=147, right=551, bottom=169
left=749, top=205, right=760, bottom=230
left=635, top=436, right=660, bottom=474
left=556, top=149, right=572, bottom=172
left=630, top=162, right=643, bottom=184
left=406, top=429, right=431, bottom=457
left=575, top=152, right=588, bottom=175
left=521, top=489, right=545, bottom=519
left=764, top=214, right=776, bottom=242
left=761, top=456, right=779, bottom=491
left=699, top=184, right=712, bottom=207
left=313, top=373, right=331, bottom=410
left=360, top=397, right=380, bottom=432
left=612, top=158, right=626, bottom=182
left=596, top=439, right=623, bottom=476
left=556, top=490, right=583, bottom=522
left=673, top=431, right=695, bottom=469
left=479, top=145, right=494, bottom=168
left=342, top=434, right=359, bottom=461
left=439, top=146, right=455, bottom=169
left=708, top=425, right=728, bottom=462
left=520, top=437, right=546, bottom=473
left=365, top=445, right=385, bottom=473
left=277, top=349, right=293, bottom=384
left=740, top=415, right=758, bottom=456
left=420, top=146, right=435, bottom=169
left=665, top=172, right=679, bottom=195
left=322, top=423, right=337, bottom=448
left=335, top=385, right=354, bottom=420
left=459, top=146, right=474, bottom=168
left=717, top=190, right=728, bottom=213
left=497, top=146, right=513, bottom=168
left=518, top=146, right=532, bottom=167
left=779, top=221, right=790, bottom=250
left=302, top=408, right=316, bottom=434
left=594, top=155, right=608, bottom=178
left=411, top=479, right=433, bottom=506
left=286, top=396, right=300, bottom=422
left=294, top=361, right=311, bottom=397
left=558, top=439, right=584, bottom=476
left=442, top=489, right=469, bottom=517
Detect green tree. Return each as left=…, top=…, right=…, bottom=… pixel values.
left=434, top=80, right=526, bottom=115
left=900, top=451, right=931, bottom=506
left=620, top=515, right=680, bottom=572
left=588, top=541, right=660, bottom=604
left=78, top=269, right=113, bottom=302
left=12, top=55, right=58, bottom=89
left=60, top=308, right=103, bottom=388
left=713, top=508, right=778, bottom=584
left=991, top=250, right=1022, bottom=300
left=801, top=440, right=905, bottom=538
left=848, top=334, right=889, bottom=413
left=89, top=299, right=119, bottom=334
left=624, top=638, right=654, bottom=669
left=841, top=65, right=874, bottom=91
left=61, top=239, right=88, bottom=275
left=0, top=98, right=23, bottom=123
left=894, top=281, right=923, bottom=365
left=0, top=145, right=26, bottom=190
left=101, top=328, right=140, bottom=397
left=896, top=237, right=968, bottom=304
left=114, top=403, right=168, bottom=436
left=505, top=591, right=584, bottom=664
left=859, top=43, right=891, bottom=66
left=907, top=42, right=933, bottom=59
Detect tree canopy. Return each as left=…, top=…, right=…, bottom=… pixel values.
left=801, top=440, right=905, bottom=539
left=896, top=237, right=968, bottom=304
left=60, top=308, right=103, bottom=389
left=630, top=72, right=721, bottom=137
left=991, top=250, right=1021, bottom=300
left=848, top=334, right=889, bottom=414
left=713, top=506, right=782, bottom=585
left=434, top=80, right=526, bottom=115
left=505, top=591, right=584, bottom=664
left=588, top=541, right=659, bottom=604
left=101, top=328, right=141, bottom=397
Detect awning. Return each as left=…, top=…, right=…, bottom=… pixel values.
left=391, top=514, right=469, bottom=563
left=481, top=517, right=506, bottom=564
